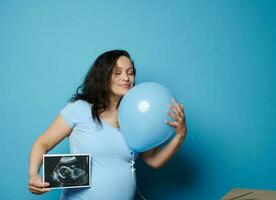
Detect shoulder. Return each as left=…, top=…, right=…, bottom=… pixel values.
left=60, top=99, right=91, bottom=114
left=68, top=99, right=91, bottom=108
left=59, top=99, right=92, bottom=127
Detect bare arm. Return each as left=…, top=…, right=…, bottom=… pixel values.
left=142, top=133, right=185, bottom=169
left=142, top=99, right=187, bottom=169
left=28, top=114, right=72, bottom=194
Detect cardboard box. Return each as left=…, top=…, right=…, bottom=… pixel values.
left=221, top=188, right=276, bottom=200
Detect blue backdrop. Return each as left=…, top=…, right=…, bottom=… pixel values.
left=1, top=0, right=275, bottom=199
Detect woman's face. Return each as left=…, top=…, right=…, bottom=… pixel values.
left=110, top=56, right=135, bottom=97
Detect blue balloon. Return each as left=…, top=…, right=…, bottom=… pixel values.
left=118, top=82, right=175, bottom=152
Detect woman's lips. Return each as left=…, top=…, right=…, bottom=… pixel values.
left=119, top=84, right=130, bottom=88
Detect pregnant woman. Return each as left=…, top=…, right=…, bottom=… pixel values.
left=28, top=49, right=187, bottom=200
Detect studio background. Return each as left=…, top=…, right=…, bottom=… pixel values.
left=0, top=0, right=275, bottom=199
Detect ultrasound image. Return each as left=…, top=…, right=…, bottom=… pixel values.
left=44, top=155, right=90, bottom=188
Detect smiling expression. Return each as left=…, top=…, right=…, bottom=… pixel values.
left=110, top=56, right=135, bottom=97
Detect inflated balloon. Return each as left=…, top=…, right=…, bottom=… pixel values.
left=118, top=82, right=175, bottom=152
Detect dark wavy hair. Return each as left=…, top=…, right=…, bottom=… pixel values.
left=69, top=49, right=136, bottom=127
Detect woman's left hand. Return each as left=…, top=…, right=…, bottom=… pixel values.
left=165, top=99, right=187, bottom=138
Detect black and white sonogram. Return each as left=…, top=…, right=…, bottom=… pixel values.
left=43, top=154, right=91, bottom=189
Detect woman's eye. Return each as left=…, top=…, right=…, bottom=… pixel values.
left=127, top=70, right=133, bottom=76
left=127, top=71, right=134, bottom=75
left=114, top=70, right=133, bottom=76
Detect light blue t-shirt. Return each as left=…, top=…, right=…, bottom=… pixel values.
left=59, top=100, right=137, bottom=200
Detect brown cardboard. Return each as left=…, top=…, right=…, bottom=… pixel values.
left=221, top=188, right=276, bottom=200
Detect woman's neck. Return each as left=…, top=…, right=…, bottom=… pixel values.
left=100, top=95, right=120, bottom=128
left=107, top=94, right=121, bottom=111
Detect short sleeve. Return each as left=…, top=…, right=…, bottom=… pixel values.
left=59, top=101, right=81, bottom=128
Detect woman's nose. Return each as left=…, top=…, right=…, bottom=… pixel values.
left=121, top=72, right=130, bottom=81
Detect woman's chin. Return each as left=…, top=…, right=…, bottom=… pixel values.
left=112, top=88, right=131, bottom=98
left=120, top=88, right=131, bottom=95
left=119, top=92, right=128, bottom=97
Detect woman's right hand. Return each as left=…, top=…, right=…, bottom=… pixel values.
left=28, top=174, right=51, bottom=195
left=28, top=115, right=72, bottom=195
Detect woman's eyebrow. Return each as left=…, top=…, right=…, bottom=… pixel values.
left=115, top=66, right=133, bottom=70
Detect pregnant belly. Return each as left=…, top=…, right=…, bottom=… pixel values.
left=62, top=162, right=136, bottom=200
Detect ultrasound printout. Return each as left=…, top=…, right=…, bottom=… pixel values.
left=43, top=154, right=91, bottom=189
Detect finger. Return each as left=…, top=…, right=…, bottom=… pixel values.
left=42, top=182, right=50, bottom=187
left=165, top=120, right=177, bottom=128
left=169, top=104, right=179, bottom=115
left=171, top=100, right=183, bottom=118
left=172, top=99, right=183, bottom=115
left=30, top=189, right=40, bottom=195
left=166, top=111, right=177, bottom=121
left=175, top=103, right=184, bottom=119
left=180, top=104, right=186, bottom=119
left=167, top=107, right=183, bottom=123
left=29, top=187, right=42, bottom=195
left=44, top=187, right=51, bottom=192
left=30, top=180, right=49, bottom=188
left=29, top=186, right=51, bottom=194
left=179, top=104, right=184, bottom=116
